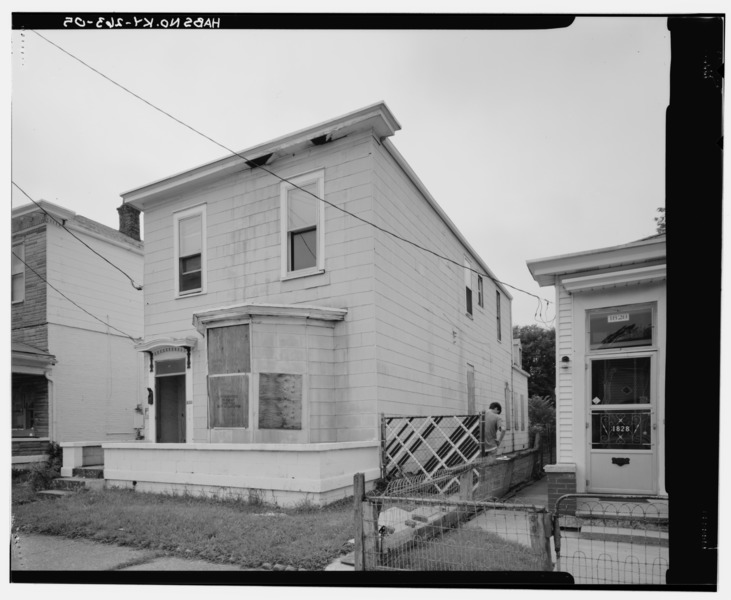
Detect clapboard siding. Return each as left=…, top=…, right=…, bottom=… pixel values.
left=48, top=320, right=145, bottom=443
left=371, top=141, right=513, bottom=419
left=143, top=131, right=379, bottom=443
left=45, top=222, right=144, bottom=338
left=555, top=284, right=574, bottom=461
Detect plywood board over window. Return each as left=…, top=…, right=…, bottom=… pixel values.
left=258, top=373, right=302, bottom=430
left=208, top=324, right=251, bottom=428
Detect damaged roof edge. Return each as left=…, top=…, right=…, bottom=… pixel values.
left=121, top=101, right=400, bottom=208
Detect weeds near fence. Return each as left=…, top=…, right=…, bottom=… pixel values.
left=380, top=527, right=548, bottom=571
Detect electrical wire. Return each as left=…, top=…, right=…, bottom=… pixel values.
left=30, top=29, right=551, bottom=310
left=12, top=251, right=139, bottom=342
left=12, top=182, right=143, bottom=291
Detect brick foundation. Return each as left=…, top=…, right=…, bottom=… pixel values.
left=545, top=463, right=577, bottom=515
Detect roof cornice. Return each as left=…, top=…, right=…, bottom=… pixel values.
left=527, top=236, right=666, bottom=287
left=192, top=303, right=348, bottom=335
left=122, top=102, right=401, bottom=209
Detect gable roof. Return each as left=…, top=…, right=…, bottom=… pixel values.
left=12, top=200, right=143, bottom=250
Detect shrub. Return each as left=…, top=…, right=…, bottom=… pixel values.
left=528, top=395, right=555, bottom=447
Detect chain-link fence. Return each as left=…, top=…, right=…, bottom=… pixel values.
left=354, top=472, right=552, bottom=572
left=554, top=494, right=669, bottom=585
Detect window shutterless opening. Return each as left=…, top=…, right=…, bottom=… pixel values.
left=281, top=170, right=324, bottom=278
left=174, top=206, right=206, bottom=296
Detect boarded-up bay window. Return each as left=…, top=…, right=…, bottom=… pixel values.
left=208, top=324, right=250, bottom=428
left=258, top=373, right=302, bottom=430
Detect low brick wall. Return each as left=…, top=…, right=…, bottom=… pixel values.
left=473, top=445, right=542, bottom=500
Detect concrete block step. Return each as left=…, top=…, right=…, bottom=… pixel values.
left=37, top=489, right=76, bottom=499
left=72, top=465, right=104, bottom=479
left=52, top=477, right=88, bottom=491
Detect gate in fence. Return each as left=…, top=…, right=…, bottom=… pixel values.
left=354, top=473, right=670, bottom=584
left=380, top=413, right=485, bottom=486
left=354, top=472, right=553, bottom=572
left=553, top=493, right=669, bottom=585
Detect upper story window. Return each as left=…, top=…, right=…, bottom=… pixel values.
left=477, top=275, right=484, bottom=308
left=174, top=205, right=206, bottom=297
left=281, top=170, right=325, bottom=278
left=12, top=243, right=25, bottom=303
left=496, top=291, right=502, bottom=341
left=589, top=304, right=654, bottom=351
left=464, top=258, right=473, bottom=316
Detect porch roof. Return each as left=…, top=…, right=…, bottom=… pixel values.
left=12, top=341, right=56, bottom=372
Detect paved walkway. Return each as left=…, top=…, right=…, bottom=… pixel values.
left=11, top=533, right=261, bottom=572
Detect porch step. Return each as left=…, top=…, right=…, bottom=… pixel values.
left=52, top=477, right=105, bottom=492
left=72, top=465, right=104, bottom=479
left=37, top=489, right=76, bottom=499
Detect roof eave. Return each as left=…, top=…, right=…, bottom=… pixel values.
left=527, top=236, right=667, bottom=287
left=122, top=101, right=401, bottom=210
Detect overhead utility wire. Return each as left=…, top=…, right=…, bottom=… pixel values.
left=12, top=182, right=143, bottom=291
left=33, top=30, right=551, bottom=309
left=12, top=251, right=139, bottom=342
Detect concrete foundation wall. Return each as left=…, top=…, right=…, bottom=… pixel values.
left=103, top=441, right=380, bottom=507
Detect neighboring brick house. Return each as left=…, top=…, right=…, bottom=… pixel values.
left=527, top=234, right=666, bottom=506
left=11, top=201, right=145, bottom=467
left=106, top=102, right=530, bottom=505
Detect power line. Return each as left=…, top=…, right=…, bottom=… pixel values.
left=12, top=251, right=139, bottom=342
left=12, top=182, right=143, bottom=291
left=31, top=29, right=551, bottom=310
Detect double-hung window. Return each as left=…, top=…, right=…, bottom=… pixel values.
left=174, top=205, right=206, bottom=296
left=477, top=275, right=484, bottom=308
left=12, top=243, right=25, bottom=303
left=281, top=170, right=325, bottom=278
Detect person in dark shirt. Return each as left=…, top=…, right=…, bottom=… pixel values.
left=485, top=402, right=505, bottom=456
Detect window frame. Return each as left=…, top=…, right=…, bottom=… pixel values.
left=280, top=169, right=325, bottom=280
left=173, top=204, right=206, bottom=298
left=588, top=303, right=655, bottom=353
left=207, top=324, right=251, bottom=429
left=477, top=275, right=484, bottom=308
left=496, top=291, right=502, bottom=341
left=12, top=242, right=25, bottom=304
left=464, top=258, right=473, bottom=317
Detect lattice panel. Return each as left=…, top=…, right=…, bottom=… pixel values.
left=382, top=414, right=483, bottom=493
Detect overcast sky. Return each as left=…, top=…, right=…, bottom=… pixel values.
left=10, top=14, right=670, bottom=327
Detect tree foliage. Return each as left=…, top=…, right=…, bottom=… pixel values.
left=528, top=394, right=556, bottom=446
left=513, top=324, right=556, bottom=402
left=655, top=207, right=666, bottom=234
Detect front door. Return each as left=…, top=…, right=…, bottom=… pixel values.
left=155, top=358, right=186, bottom=443
left=585, top=303, right=657, bottom=494
left=587, top=355, right=656, bottom=494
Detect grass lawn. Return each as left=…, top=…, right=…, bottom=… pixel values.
left=12, top=480, right=354, bottom=570
left=381, top=527, right=547, bottom=571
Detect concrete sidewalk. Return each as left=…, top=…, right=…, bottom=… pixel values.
left=11, top=533, right=261, bottom=571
